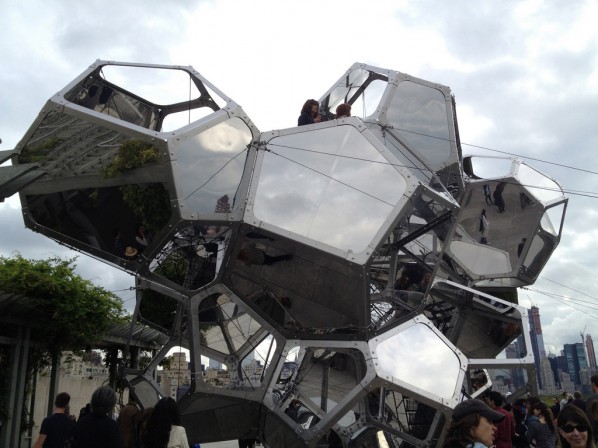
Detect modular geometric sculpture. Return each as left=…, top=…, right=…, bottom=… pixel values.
left=11, top=61, right=567, bottom=447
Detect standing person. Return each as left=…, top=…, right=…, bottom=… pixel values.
left=72, top=385, right=121, bottom=448
left=486, top=391, right=515, bottom=448
left=33, top=392, right=75, bottom=448
left=557, top=404, right=596, bottom=448
left=587, top=375, right=598, bottom=446
left=335, top=103, right=351, bottom=118
left=573, top=391, right=587, bottom=412
left=118, top=400, right=141, bottom=448
left=526, top=402, right=556, bottom=448
left=297, top=99, right=321, bottom=126
left=479, top=209, right=489, bottom=244
left=444, top=399, right=505, bottom=448
left=563, top=392, right=573, bottom=410
left=142, top=397, right=189, bottom=448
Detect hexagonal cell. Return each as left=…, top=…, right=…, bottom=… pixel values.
left=451, top=156, right=567, bottom=285
left=246, top=119, right=421, bottom=263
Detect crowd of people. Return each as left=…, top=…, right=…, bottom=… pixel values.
left=445, top=374, right=598, bottom=448
left=33, top=387, right=190, bottom=448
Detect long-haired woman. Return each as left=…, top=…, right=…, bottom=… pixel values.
left=141, top=397, right=189, bottom=448
left=557, top=404, right=596, bottom=448
left=526, top=401, right=556, bottom=448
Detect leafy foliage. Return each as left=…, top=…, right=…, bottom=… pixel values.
left=102, top=139, right=172, bottom=231
left=0, top=254, right=125, bottom=355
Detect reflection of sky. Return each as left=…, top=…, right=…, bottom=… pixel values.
left=376, top=323, right=461, bottom=399
left=386, top=81, right=452, bottom=167
left=174, top=117, right=252, bottom=215
left=253, top=125, right=406, bottom=253
left=518, top=163, right=564, bottom=203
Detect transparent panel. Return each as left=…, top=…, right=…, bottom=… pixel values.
left=127, top=375, right=161, bottom=408
left=162, top=108, right=216, bottom=132
left=139, top=289, right=179, bottom=332
left=235, top=335, right=277, bottom=389
left=256, top=126, right=405, bottom=252
left=386, top=81, right=451, bottom=166
left=465, top=157, right=513, bottom=179
left=518, top=163, right=564, bottom=204
left=227, top=314, right=263, bottom=351
left=542, top=202, right=565, bottom=236
left=203, top=325, right=230, bottom=355
left=175, top=117, right=252, bottom=215
left=522, top=233, right=556, bottom=277
left=376, top=323, right=461, bottom=399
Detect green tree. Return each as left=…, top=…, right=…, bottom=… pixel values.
left=0, top=254, right=125, bottom=424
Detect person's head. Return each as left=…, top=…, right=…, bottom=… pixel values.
left=445, top=399, right=505, bottom=448
left=526, top=395, right=542, bottom=412
left=301, top=99, right=319, bottom=117
left=55, top=392, right=70, bottom=409
left=136, top=224, right=145, bottom=235
left=91, top=385, right=117, bottom=416
left=531, top=401, right=556, bottom=432
left=486, top=391, right=503, bottom=409
left=574, top=391, right=583, bottom=400
left=568, top=394, right=575, bottom=403
left=557, top=404, right=595, bottom=448
left=335, top=103, right=351, bottom=118
left=564, top=391, right=569, bottom=398
left=143, top=397, right=182, bottom=448
left=482, top=209, right=487, bottom=216
left=591, top=375, right=598, bottom=392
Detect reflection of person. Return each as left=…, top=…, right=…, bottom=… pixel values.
left=33, top=392, right=75, bottom=448
left=483, top=184, right=493, bottom=206
left=493, top=182, right=506, bottom=213
left=479, top=209, right=489, bottom=244
left=444, top=399, right=505, bottom=448
left=335, top=103, right=351, bottom=118
left=135, top=224, right=150, bottom=252
left=298, top=99, right=321, bottom=126
left=517, top=238, right=527, bottom=257
left=143, top=397, right=189, bottom=448
left=237, top=245, right=292, bottom=266
left=557, top=404, right=595, bottom=448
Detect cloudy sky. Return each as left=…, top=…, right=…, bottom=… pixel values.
left=1, top=0, right=597, bottom=358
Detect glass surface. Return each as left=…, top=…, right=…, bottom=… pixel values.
left=518, top=163, right=564, bottom=204
left=522, top=233, right=556, bottom=277
left=203, top=325, right=230, bottom=355
left=465, top=157, right=513, bottom=179
left=325, top=68, right=388, bottom=118
left=127, top=375, right=161, bottom=408
left=376, top=322, right=461, bottom=399
left=255, top=126, right=405, bottom=252
left=385, top=81, right=451, bottom=166
left=542, top=202, right=565, bottom=236
left=175, top=117, right=252, bottom=216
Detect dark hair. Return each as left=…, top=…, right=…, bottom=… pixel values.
left=142, top=397, right=182, bottom=448
left=487, top=391, right=503, bottom=407
left=445, top=413, right=480, bottom=447
left=91, top=386, right=117, bottom=416
left=55, top=392, right=71, bottom=408
left=335, top=103, right=351, bottom=118
left=557, top=404, right=595, bottom=448
left=301, top=99, right=319, bottom=115
left=526, top=395, right=542, bottom=406
left=591, top=374, right=598, bottom=388
left=532, top=401, right=556, bottom=434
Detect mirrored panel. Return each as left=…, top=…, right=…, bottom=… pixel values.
left=522, top=233, right=557, bottom=278
left=256, top=126, right=405, bottom=252
left=174, top=117, right=253, bottom=216
left=376, top=322, right=461, bottom=399
left=151, top=225, right=230, bottom=289
left=126, top=375, right=162, bottom=409
left=386, top=81, right=451, bottom=166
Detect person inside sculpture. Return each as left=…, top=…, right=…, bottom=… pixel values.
left=444, top=399, right=505, bottom=448
left=557, top=404, right=596, bottom=448
left=298, top=99, right=321, bottom=126
left=335, top=102, right=351, bottom=118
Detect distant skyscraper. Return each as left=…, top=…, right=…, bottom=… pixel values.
left=563, top=343, right=588, bottom=385
left=586, top=334, right=597, bottom=369
left=528, top=306, right=547, bottom=389
left=507, top=337, right=526, bottom=389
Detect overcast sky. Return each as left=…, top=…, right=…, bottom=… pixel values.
left=1, top=0, right=597, bottom=358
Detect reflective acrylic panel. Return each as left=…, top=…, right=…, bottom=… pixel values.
left=255, top=126, right=405, bottom=253
left=174, top=117, right=253, bottom=216
left=375, top=322, right=462, bottom=399
left=385, top=81, right=451, bottom=167
left=517, top=163, right=564, bottom=204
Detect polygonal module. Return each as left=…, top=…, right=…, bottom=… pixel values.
left=9, top=60, right=566, bottom=448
